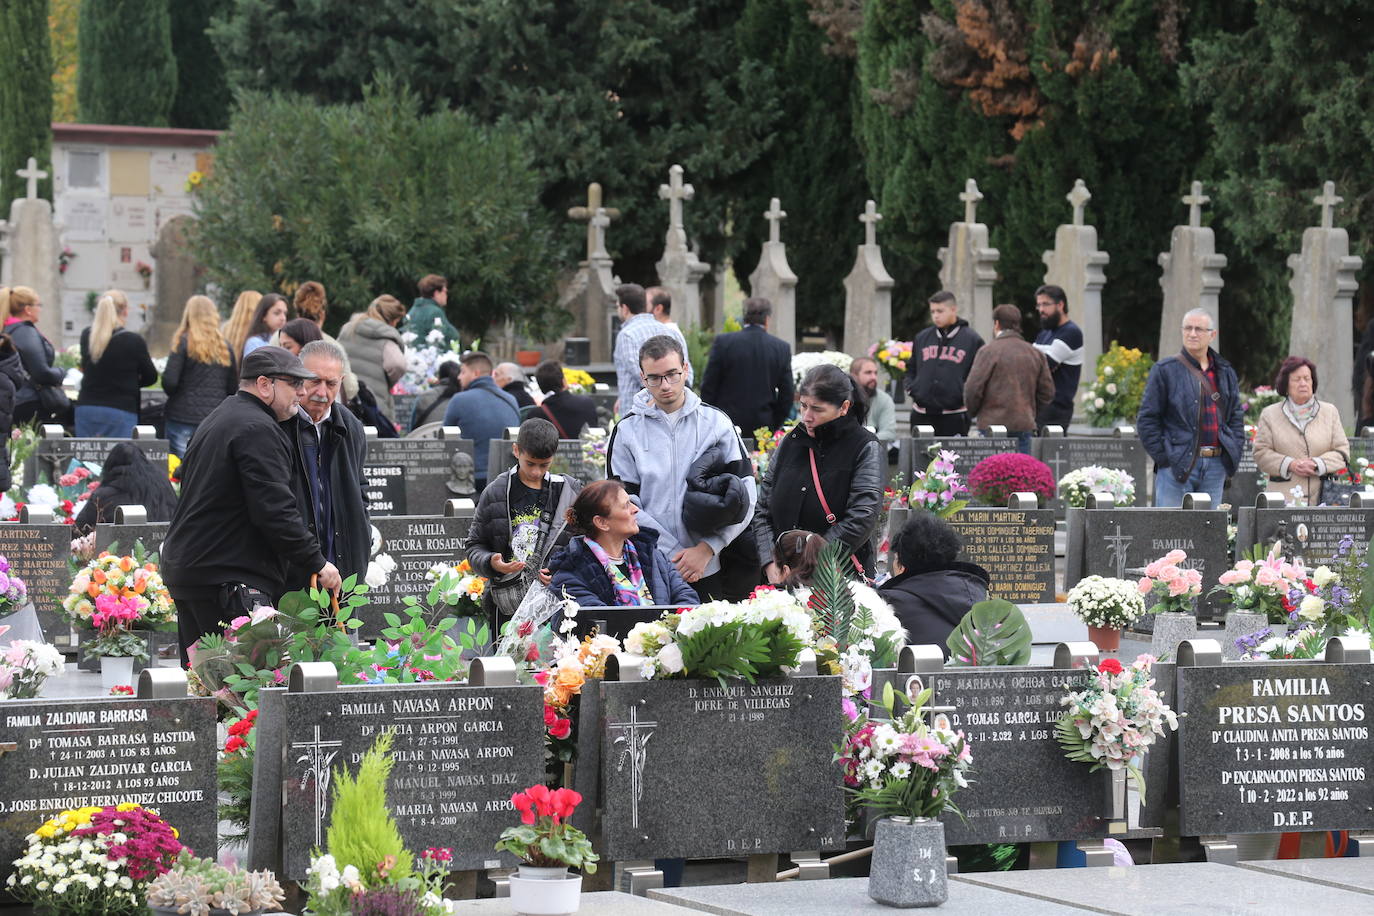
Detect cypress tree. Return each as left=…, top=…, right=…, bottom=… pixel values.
left=0, top=0, right=54, bottom=202
left=169, top=0, right=229, bottom=129
left=78, top=0, right=177, bottom=126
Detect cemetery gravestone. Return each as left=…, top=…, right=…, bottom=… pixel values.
left=487, top=437, right=604, bottom=486
left=747, top=198, right=798, bottom=349
left=938, top=179, right=1000, bottom=342
left=948, top=507, right=1056, bottom=603
left=842, top=200, right=894, bottom=359
left=1237, top=506, right=1374, bottom=568
left=94, top=520, right=168, bottom=558
left=0, top=691, right=218, bottom=886
left=654, top=164, right=710, bottom=330
left=0, top=520, right=74, bottom=645
left=1041, top=180, right=1109, bottom=406
left=0, top=158, right=62, bottom=344
left=598, top=675, right=845, bottom=861
left=359, top=514, right=472, bottom=637
left=25, top=436, right=169, bottom=487
left=1079, top=507, right=1229, bottom=621
left=1222, top=437, right=1265, bottom=512
left=1035, top=435, right=1149, bottom=514
left=363, top=435, right=474, bottom=516
left=1157, top=181, right=1226, bottom=357
left=900, top=436, right=1017, bottom=498
left=563, top=184, right=621, bottom=364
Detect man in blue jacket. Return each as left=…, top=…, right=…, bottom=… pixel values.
left=443, top=351, right=521, bottom=493
left=1137, top=308, right=1244, bottom=507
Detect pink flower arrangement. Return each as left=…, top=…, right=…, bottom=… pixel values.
left=70, top=803, right=184, bottom=881
left=967, top=452, right=1055, bottom=507
left=1137, top=549, right=1203, bottom=613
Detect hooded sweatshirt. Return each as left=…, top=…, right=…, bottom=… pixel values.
left=878, top=562, right=990, bottom=658
left=608, top=387, right=756, bottom=577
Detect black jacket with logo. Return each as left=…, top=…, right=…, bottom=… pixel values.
left=904, top=319, right=985, bottom=414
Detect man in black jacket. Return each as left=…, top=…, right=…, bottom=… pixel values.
left=163, top=346, right=340, bottom=663
left=530, top=360, right=599, bottom=437
left=699, top=296, right=793, bottom=433
left=904, top=290, right=984, bottom=436
left=286, top=340, right=370, bottom=588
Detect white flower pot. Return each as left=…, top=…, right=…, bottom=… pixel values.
left=509, top=868, right=582, bottom=915
left=100, top=655, right=136, bottom=692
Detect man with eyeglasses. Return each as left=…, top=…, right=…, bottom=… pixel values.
left=164, top=346, right=341, bottom=664
left=1137, top=308, right=1243, bottom=507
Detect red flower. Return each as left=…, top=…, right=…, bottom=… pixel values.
left=511, top=791, right=536, bottom=825
left=1097, top=658, right=1124, bottom=675
left=532, top=669, right=550, bottom=686
left=548, top=717, right=572, bottom=740
left=543, top=704, right=557, bottom=727
left=550, top=787, right=581, bottom=821
left=517, top=620, right=534, bottom=637
left=525, top=644, right=540, bottom=662
left=526, top=783, right=554, bottom=817
left=224, top=735, right=246, bottom=753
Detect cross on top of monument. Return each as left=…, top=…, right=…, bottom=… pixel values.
left=1067, top=179, right=1092, bottom=227
left=658, top=164, right=695, bottom=231
left=589, top=207, right=612, bottom=261
left=16, top=158, right=46, bottom=201
left=1313, top=180, right=1343, bottom=230
left=764, top=197, right=786, bottom=245
left=1182, top=180, right=1210, bottom=228
left=859, top=199, right=882, bottom=247
left=567, top=182, right=621, bottom=262
left=959, top=179, right=983, bottom=224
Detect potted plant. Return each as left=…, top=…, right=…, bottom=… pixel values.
left=147, top=851, right=285, bottom=915
left=1066, top=575, right=1145, bottom=651
left=496, top=785, right=598, bottom=915
left=1057, top=465, right=1136, bottom=508
left=65, top=546, right=176, bottom=674
left=83, top=593, right=152, bottom=690
left=966, top=453, right=1055, bottom=507
left=839, top=683, right=973, bottom=908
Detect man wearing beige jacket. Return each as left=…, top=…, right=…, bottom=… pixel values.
left=964, top=304, right=1053, bottom=454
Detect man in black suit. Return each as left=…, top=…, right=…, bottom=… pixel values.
left=530, top=360, right=600, bottom=437
left=699, top=296, right=794, bottom=433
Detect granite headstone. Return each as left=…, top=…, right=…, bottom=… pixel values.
left=363, top=435, right=475, bottom=516
left=487, top=437, right=605, bottom=486
left=0, top=521, right=72, bottom=645
left=358, top=514, right=472, bottom=637
left=25, top=436, right=168, bottom=487
left=1035, top=435, right=1148, bottom=514
left=948, top=507, right=1056, bottom=602
left=1222, top=438, right=1266, bottom=512
left=1079, top=507, right=1229, bottom=621
left=1236, top=506, right=1374, bottom=569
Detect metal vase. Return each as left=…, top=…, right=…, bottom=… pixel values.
left=868, top=816, right=947, bottom=908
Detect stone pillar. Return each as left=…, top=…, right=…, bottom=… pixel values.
left=565, top=184, right=622, bottom=364
left=1157, top=181, right=1226, bottom=357
left=1042, top=179, right=1109, bottom=399
left=1, top=159, right=62, bottom=344
left=842, top=199, right=894, bottom=359
left=937, top=179, right=1000, bottom=342
left=747, top=197, right=798, bottom=350
left=654, top=164, right=710, bottom=330
left=1288, top=181, right=1362, bottom=423
left=147, top=215, right=201, bottom=356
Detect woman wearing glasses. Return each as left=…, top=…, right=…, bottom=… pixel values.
left=753, top=364, right=883, bottom=582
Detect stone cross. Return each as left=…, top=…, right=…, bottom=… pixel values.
left=589, top=207, right=611, bottom=262
left=1182, top=181, right=1210, bottom=229
left=764, top=197, right=786, bottom=244
left=609, top=706, right=658, bottom=829
left=658, top=164, right=694, bottom=231
left=859, top=199, right=882, bottom=247
left=17, top=158, right=46, bottom=201
left=1067, top=180, right=1091, bottom=227
left=959, top=179, right=984, bottom=224
left=1313, top=180, right=1342, bottom=230
left=567, top=182, right=620, bottom=262
left=749, top=197, right=798, bottom=347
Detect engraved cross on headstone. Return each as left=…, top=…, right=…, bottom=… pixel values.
left=17, top=158, right=47, bottom=201
left=859, top=199, right=882, bottom=247
left=1067, top=179, right=1092, bottom=227
left=959, top=179, right=984, bottom=224
left=291, top=725, right=343, bottom=848
left=658, top=164, right=694, bottom=231
left=764, top=197, right=786, bottom=245
left=609, top=705, right=658, bottom=829
left=1313, top=180, right=1343, bottom=230
left=1045, top=450, right=1067, bottom=482
left=567, top=182, right=621, bottom=262
left=1104, top=524, right=1133, bottom=579
left=1182, top=181, right=1210, bottom=229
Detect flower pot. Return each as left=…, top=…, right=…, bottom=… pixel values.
left=100, top=655, right=136, bottom=692
left=868, top=816, right=947, bottom=908
left=1087, top=625, right=1122, bottom=652
left=516, top=349, right=543, bottom=368
left=509, top=869, right=582, bottom=915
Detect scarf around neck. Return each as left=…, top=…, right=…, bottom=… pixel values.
left=1283, top=397, right=1319, bottom=431
left=584, top=537, right=652, bottom=606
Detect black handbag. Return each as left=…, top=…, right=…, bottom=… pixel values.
left=36, top=384, right=70, bottom=416
left=1318, top=456, right=1360, bottom=506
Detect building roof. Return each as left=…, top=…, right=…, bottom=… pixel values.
left=52, top=123, right=221, bottom=149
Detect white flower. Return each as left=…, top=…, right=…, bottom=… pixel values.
left=1311, top=566, right=1337, bottom=588
left=1103, top=365, right=1114, bottom=376
left=1298, top=595, right=1325, bottom=622
left=657, top=643, right=684, bottom=674
left=890, top=761, right=912, bottom=779
left=1105, top=383, right=1118, bottom=395
left=1094, top=397, right=1105, bottom=409
left=25, top=484, right=58, bottom=509
left=861, top=758, right=885, bottom=784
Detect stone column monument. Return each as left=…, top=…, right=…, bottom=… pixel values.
left=747, top=198, right=798, bottom=350
left=1042, top=179, right=1109, bottom=397
left=1288, top=181, right=1362, bottom=423
left=654, top=164, right=710, bottom=329
left=148, top=215, right=201, bottom=356
left=1157, top=181, right=1226, bottom=357
left=560, top=183, right=621, bottom=364
left=0, top=159, right=62, bottom=343
left=842, top=200, right=894, bottom=359
left=937, top=179, right=999, bottom=342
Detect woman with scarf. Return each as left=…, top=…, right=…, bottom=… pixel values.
left=546, top=479, right=696, bottom=609
left=73, top=442, right=179, bottom=533
left=1254, top=356, right=1349, bottom=506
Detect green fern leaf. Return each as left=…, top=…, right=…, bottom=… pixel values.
left=809, top=541, right=856, bottom=641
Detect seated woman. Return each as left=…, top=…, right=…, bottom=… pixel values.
left=772, top=528, right=906, bottom=643
left=878, top=512, right=989, bottom=656
left=546, top=479, right=697, bottom=609
left=73, top=442, right=179, bottom=534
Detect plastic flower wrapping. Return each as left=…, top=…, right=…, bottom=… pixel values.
left=1056, top=656, right=1177, bottom=805
left=424, top=559, right=488, bottom=616
left=394, top=326, right=463, bottom=395
left=1136, top=548, right=1203, bottom=615
left=1057, top=465, right=1136, bottom=508
left=868, top=338, right=913, bottom=380
left=1066, top=575, right=1146, bottom=629
left=791, top=350, right=852, bottom=388
left=63, top=552, right=175, bottom=630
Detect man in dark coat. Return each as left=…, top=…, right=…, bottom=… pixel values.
left=529, top=360, right=599, bottom=437
left=163, top=347, right=340, bottom=663
left=286, top=340, right=371, bottom=587
left=904, top=290, right=984, bottom=437
left=699, top=296, right=793, bottom=433
left=878, top=513, right=989, bottom=658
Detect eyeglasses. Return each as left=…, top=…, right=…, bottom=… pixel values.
left=270, top=375, right=307, bottom=390
left=1181, top=325, right=1213, bottom=336
left=642, top=369, right=684, bottom=387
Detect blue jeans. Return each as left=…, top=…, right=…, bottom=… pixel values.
left=979, top=428, right=1033, bottom=454
left=1153, top=455, right=1227, bottom=507
left=74, top=405, right=138, bottom=438
left=165, top=419, right=198, bottom=458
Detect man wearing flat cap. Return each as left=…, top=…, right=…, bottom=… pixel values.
left=164, top=346, right=342, bottom=662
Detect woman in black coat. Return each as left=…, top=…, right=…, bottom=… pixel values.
left=163, top=296, right=239, bottom=457
left=753, top=364, right=883, bottom=582
left=73, top=442, right=179, bottom=534
left=2, top=286, right=68, bottom=425
left=75, top=290, right=158, bottom=438
left=879, top=512, right=989, bottom=657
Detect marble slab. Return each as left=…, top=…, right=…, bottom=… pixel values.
left=1237, top=857, right=1374, bottom=894
left=651, top=876, right=1088, bottom=915
left=452, top=891, right=694, bottom=913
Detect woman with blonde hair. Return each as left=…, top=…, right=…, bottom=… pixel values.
left=75, top=290, right=157, bottom=437
left=221, top=290, right=261, bottom=361
left=163, top=295, right=238, bottom=456
left=338, top=293, right=407, bottom=421
left=1, top=286, right=68, bottom=424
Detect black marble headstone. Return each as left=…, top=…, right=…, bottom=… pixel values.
left=0, top=521, right=73, bottom=645
left=1035, top=436, right=1149, bottom=514
left=1177, top=662, right=1374, bottom=836
left=598, top=677, right=845, bottom=861
left=1222, top=439, right=1266, bottom=514
left=1079, top=508, right=1230, bottom=621
left=93, top=521, right=169, bottom=558
left=949, top=507, right=1057, bottom=603
left=276, top=683, right=545, bottom=879
left=487, top=438, right=605, bottom=485
left=359, top=515, right=472, bottom=637
left=364, top=437, right=476, bottom=516
left=0, top=695, right=218, bottom=885
left=24, top=437, right=169, bottom=487
left=1238, top=506, right=1374, bottom=568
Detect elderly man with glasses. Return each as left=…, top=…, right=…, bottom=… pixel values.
left=1137, top=308, right=1244, bottom=507
left=163, top=346, right=341, bottom=663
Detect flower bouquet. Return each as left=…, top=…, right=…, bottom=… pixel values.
left=791, top=350, right=852, bottom=388
left=1056, top=656, right=1177, bottom=804
left=907, top=449, right=969, bottom=518
left=1057, top=465, right=1136, bottom=508
left=1082, top=342, right=1152, bottom=427
left=64, top=551, right=176, bottom=633
left=580, top=426, right=608, bottom=476
left=497, top=785, right=597, bottom=914
left=1235, top=625, right=1328, bottom=660
left=1211, top=544, right=1308, bottom=625
left=868, top=339, right=913, bottom=382
left=0, top=636, right=64, bottom=699
left=533, top=630, right=621, bottom=778
left=146, top=850, right=285, bottom=915
left=563, top=366, right=596, bottom=394
left=0, top=555, right=28, bottom=615
left=751, top=421, right=795, bottom=478
left=967, top=453, right=1055, bottom=507
left=1136, top=549, right=1203, bottom=615
left=395, top=329, right=462, bottom=395
left=6, top=802, right=183, bottom=915
left=1067, top=576, right=1145, bottom=650
left=1241, top=385, right=1283, bottom=425
left=425, top=559, right=488, bottom=617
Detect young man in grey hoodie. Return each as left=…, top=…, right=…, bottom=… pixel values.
left=607, top=335, right=756, bottom=601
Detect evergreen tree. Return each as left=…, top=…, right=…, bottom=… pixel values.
left=169, top=0, right=229, bottom=129
left=78, top=0, right=177, bottom=126
left=0, top=0, right=54, bottom=202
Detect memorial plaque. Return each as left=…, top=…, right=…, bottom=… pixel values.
left=1080, top=508, right=1229, bottom=620
left=364, top=437, right=475, bottom=516
left=949, top=508, right=1056, bottom=603
left=278, top=683, right=545, bottom=879
left=1036, top=436, right=1149, bottom=514
left=25, top=437, right=168, bottom=487
left=599, top=676, right=845, bottom=861
left=0, top=522, right=73, bottom=644
left=1177, top=662, right=1374, bottom=836
left=900, top=437, right=1018, bottom=491
left=1243, top=507, right=1374, bottom=568
left=0, top=695, right=218, bottom=885
left=358, top=515, right=471, bottom=637
left=1222, top=438, right=1266, bottom=513
left=487, top=438, right=603, bottom=486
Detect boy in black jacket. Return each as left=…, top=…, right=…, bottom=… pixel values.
left=904, top=291, right=985, bottom=437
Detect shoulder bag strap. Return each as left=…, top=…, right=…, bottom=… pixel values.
left=808, top=448, right=837, bottom=525
left=1177, top=353, right=1219, bottom=437
left=539, top=402, right=570, bottom=439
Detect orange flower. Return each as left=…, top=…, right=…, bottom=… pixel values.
left=86, top=584, right=99, bottom=598
left=92, top=570, right=106, bottom=584
left=457, top=558, right=472, bottom=574
left=133, top=581, right=147, bottom=594
left=119, top=557, right=133, bottom=572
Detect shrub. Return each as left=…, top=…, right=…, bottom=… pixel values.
left=1082, top=342, right=1153, bottom=427
left=967, top=453, right=1055, bottom=507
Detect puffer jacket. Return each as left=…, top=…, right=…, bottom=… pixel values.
left=682, top=443, right=752, bottom=541
left=1136, top=348, right=1244, bottom=483
left=465, top=470, right=582, bottom=579
left=879, top=563, right=990, bottom=658
left=0, top=346, right=25, bottom=491
left=163, top=338, right=238, bottom=425
left=338, top=317, right=404, bottom=417
left=545, top=527, right=698, bottom=609
left=7, top=320, right=63, bottom=408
